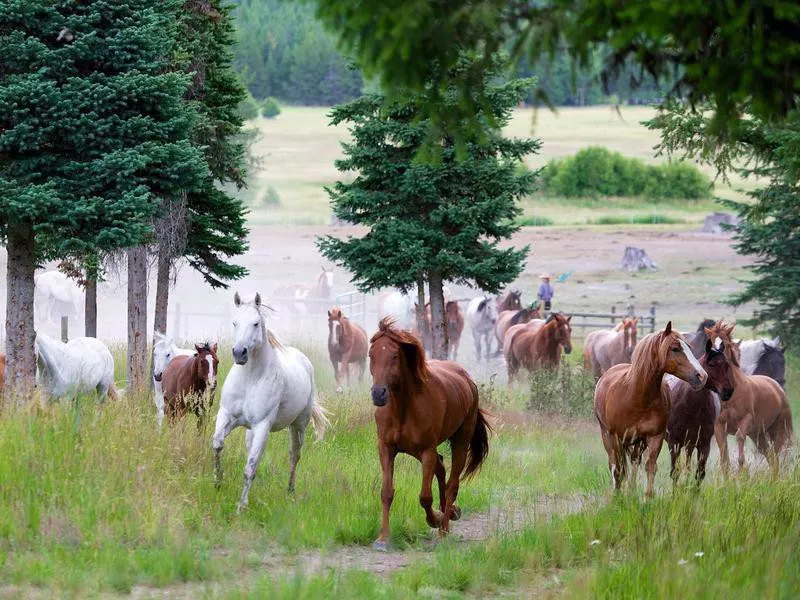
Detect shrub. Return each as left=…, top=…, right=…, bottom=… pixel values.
left=261, top=96, right=281, bottom=119
left=236, top=92, right=260, bottom=121
left=526, top=364, right=595, bottom=418
left=261, top=186, right=281, bottom=207
left=542, top=146, right=712, bottom=201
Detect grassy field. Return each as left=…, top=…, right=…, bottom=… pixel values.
left=242, top=106, right=759, bottom=227
left=1, top=343, right=797, bottom=598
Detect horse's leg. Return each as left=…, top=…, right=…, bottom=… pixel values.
left=696, top=441, right=710, bottom=485
left=644, top=434, right=664, bottom=498
left=154, top=382, right=165, bottom=429
left=419, top=450, right=443, bottom=529
left=238, top=419, right=271, bottom=512
left=715, top=420, right=730, bottom=476
left=599, top=426, right=620, bottom=490
left=211, top=407, right=238, bottom=488
left=440, top=438, right=469, bottom=536
left=341, top=351, right=352, bottom=386
left=669, top=443, right=680, bottom=486
left=374, top=442, right=396, bottom=551
left=287, top=416, right=308, bottom=493
left=736, top=414, right=754, bottom=473
left=434, top=453, right=451, bottom=518
left=473, top=331, right=481, bottom=361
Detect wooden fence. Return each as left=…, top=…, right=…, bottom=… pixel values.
left=565, top=304, right=657, bottom=337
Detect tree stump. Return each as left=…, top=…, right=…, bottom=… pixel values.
left=701, top=212, right=739, bottom=234
left=620, top=246, right=658, bottom=272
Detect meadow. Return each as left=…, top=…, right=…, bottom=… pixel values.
left=1, top=341, right=797, bottom=599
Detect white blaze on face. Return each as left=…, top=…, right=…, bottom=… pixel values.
left=713, top=337, right=722, bottom=350
left=331, top=322, right=340, bottom=345
left=679, top=339, right=706, bottom=381
left=206, top=354, right=216, bottom=386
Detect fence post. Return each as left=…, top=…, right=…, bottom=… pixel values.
left=610, top=305, right=616, bottom=325
left=60, top=316, right=69, bottom=342
left=649, top=304, right=656, bottom=333
left=173, top=303, right=181, bottom=340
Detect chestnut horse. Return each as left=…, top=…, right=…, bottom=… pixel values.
left=369, top=318, right=491, bottom=549
left=327, top=307, right=368, bottom=388
left=583, top=318, right=638, bottom=380
left=274, top=267, right=334, bottom=314
left=666, top=339, right=735, bottom=485
left=496, top=289, right=522, bottom=313
left=162, top=342, right=219, bottom=424
left=494, top=304, right=541, bottom=349
left=504, top=313, right=572, bottom=381
left=445, top=301, right=464, bottom=361
left=594, top=322, right=707, bottom=496
left=705, top=321, right=793, bottom=473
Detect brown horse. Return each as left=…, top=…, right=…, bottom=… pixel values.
left=327, top=307, right=368, bottom=388
left=369, top=318, right=491, bottom=549
left=274, top=267, right=335, bottom=314
left=494, top=304, right=541, bottom=349
left=162, top=342, right=219, bottom=424
left=583, top=318, right=639, bottom=380
left=667, top=339, right=735, bottom=485
left=705, top=321, right=793, bottom=473
left=503, top=313, right=572, bottom=381
left=594, top=322, right=707, bottom=496
left=0, top=352, right=5, bottom=397
left=496, top=289, right=522, bottom=313
left=445, top=301, right=464, bottom=361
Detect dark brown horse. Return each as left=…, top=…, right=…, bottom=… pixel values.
left=369, top=318, right=491, bottom=549
left=594, top=322, right=707, bottom=496
left=496, top=289, right=522, bottom=313
left=503, top=313, right=572, bottom=381
left=445, top=301, right=464, bottom=361
left=162, top=342, right=219, bottom=424
left=667, top=340, right=735, bottom=485
left=327, top=307, right=368, bottom=388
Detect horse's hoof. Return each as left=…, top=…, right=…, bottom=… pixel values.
left=426, top=510, right=444, bottom=529
left=236, top=503, right=248, bottom=514
left=449, top=505, right=462, bottom=521
left=372, top=540, right=389, bottom=552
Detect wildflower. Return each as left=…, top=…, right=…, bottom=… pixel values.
left=694, top=551, right=704, bottom=558
left=678, top=558, right=689, bottom=566
left=589, top=539, right=601, bottom=546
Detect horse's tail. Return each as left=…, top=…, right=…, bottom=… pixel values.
left=310, top=400, right=331, bottom=441
left=463, top=408, right=492, bottom=480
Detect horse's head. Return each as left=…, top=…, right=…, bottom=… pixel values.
left=623, top=318, right=638, bottom=358
left=232, top=291, right=268, bottom=365
left=194, top=342, right=219, bottom=389
left=320, top=267, right=334, bottom=294
left=546, top=313, right=573, bottom=354
left=478, top=296, right=498, bottom=324
left=369, top=318, right=428, bottom=407
left=509, top=290, right=522, bottom=310
left=152, top=333, right=173, bottom=383
left=655, top=321, right=707, bottom=390
left=328, top=307, right=344, bottom=345
left=704, top=320, right=740, bottom=364
left=702, top=339, right=734, bottom=401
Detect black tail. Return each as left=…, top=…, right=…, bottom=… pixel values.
left=463, top=408, right=491, bottom=480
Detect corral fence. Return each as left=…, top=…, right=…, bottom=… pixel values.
left=564, top=303, right=657, bottom=337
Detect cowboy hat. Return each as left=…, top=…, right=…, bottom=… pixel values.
left=539, top=273, right=551, bottom=279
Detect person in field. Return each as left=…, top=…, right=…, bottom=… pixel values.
left=537, top=273, right=554, bottom=312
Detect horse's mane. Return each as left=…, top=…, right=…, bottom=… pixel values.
left=266, top=330, right=285, bottom=351
left=697, top=319, right=716, bottom=332
left=509, top=306, right=534, bottom=326
left=372, top=317, right=429, bottom=383
left=626, top=329, right=674, bottom=385
left=34, top=333, right=67, bottom=387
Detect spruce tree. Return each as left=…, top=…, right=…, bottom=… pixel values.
left=0, top=0, right=207, bottom=397
left=318, top=61, right=537, bottom=358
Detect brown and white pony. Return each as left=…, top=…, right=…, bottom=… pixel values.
left=445, top=301, right=464, bottom=361
left=594, top=322, right=707, bottom=497
left=583, top=318, right=639, bottom=380
left=162, top=342, right=219, bottom=425
left=705, top=320, right=793, bottom=473
left=369, top=318, right=491, bottom=549
left=274, top=267, right=335, bottom=314
left=327, top=307, right=368, bottom=388
left=503, top=313, right=572, bottom=381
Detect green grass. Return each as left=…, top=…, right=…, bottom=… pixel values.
left=590, top=214, right=687, bottom=225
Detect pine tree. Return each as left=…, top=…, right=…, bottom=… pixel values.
left=0, top=0, right=207, bottom=397
left=318, top=60, right=538, bottom=358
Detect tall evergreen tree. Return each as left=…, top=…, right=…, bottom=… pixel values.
left=0, top=0, right=207, bottom=397
left=318, top=61, right=537, bottom=358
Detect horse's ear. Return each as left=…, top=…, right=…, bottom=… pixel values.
left=254, top=292, right=261, bottom=307
left=566, top=315, right=572, bottom=323
left=664, top=321, right=672, bottom=335
left=195, top=343, right=204, bottom=353
left=327, top=309, right=331, bottom=317
left=212, top=342, right=218, bottom=353
left=234, top=292, right=241, bottom=307
left=705, top=339, right=713, bottom=354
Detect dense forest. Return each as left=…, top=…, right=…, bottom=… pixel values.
left=230, top=0, right=671, bottom=107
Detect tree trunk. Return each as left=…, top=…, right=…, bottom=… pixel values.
left=127, top=246, right=149, bottom=395
left=151, top=243, right=171, bottom=387
left=84, top=257, right=98, bottom=337
left=5, top=220, right=37, bottom=402
left=416, top=273, right=426, bottom=335
left=428, top=270, right=448, bottom=360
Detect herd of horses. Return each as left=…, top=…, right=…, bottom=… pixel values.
left=0, top=270, right=793, bottom=547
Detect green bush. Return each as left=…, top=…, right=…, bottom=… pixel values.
left=261, top=96, right=281, bottom=119
left=542, top=146, right=712, bottom=201
left=261, top=186, right=281, bottom=207
left=591, top=214, right=686, bottom=225
left=236, top=91, right=260, bottom=121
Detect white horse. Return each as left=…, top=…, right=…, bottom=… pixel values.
left=738, top=337, right=781, bottom=374
left=152, top=330, right=196, bottom=428
left=35, top=332, right=116, bottom=400
left=378, top=290, right=416, bottom=329
left=466, top=295, right=498, bottom=361
left=34, top=270, right=81, bottom=325
left=212, top=292, right=330, bottom=511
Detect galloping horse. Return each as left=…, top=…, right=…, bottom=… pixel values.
left=152, top=330, right=195, bottom=428
left=327, top=307, right=368, bottom=388
left=503, top=313, right=572, bottom=381
left=583, top=318, right=638, bottom=380
left=274, top=267, right=335, bottom=314
left=212, top=292, right=330, bottom=511
left=496, top=289, right=522, bottom=313
left=35, top=332, right=117, bottom=401
left=494, top=304, right=541, bottom=349
left=369, top=318, right=491, bottom=549
left=594, top=322, right=707, bottom=496
left=445, top=301, right=464, bottom=361
left=666, top=340, right=735, bottom=485
left=466, top=295, right=498, bottom=361
left=706, top=321, right=793, bottom=473
left=162, top=342, right=219, bottom=425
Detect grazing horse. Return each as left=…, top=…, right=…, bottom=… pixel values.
left=706, top=321, right=793, bottom=473
left=494, top=304, right=541, bottom=349
left=594, top=322, right=707, bottom=497
left=445, top=301, right=464, bottom=361
left=212, top=292, right=330, bottom=511
left=583, top=318, right=639, bottom=380
left=666, top=340, right=735, bottom=485
left=740, top=338, right=786, bottom=388
left=496, top=289, right=522, bottom=313
left=466, top=295, right=498, bottom=361
left=504, top=313, right=573, bottom=381
left=378, top=290, right=416, bottom=329
left=369, top=318, right=491, bottom=549
left=35, top=332, right=117, bottom=401
left=327, top=307, right=368, bottom=388
left=274, top=267, right=335, bottom=314
left=162, top=343, right=219, bottom=425
left=0, top=353, right=5, bottom=397
left=152, top=331, right=195, bottom=428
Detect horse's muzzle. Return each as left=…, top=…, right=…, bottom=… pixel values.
left=689, top=370, right=707, bottom=391
left=153, top=372, right=163, bottom=383
left=232, top=346, right=248, bottom=365
left=722, top=388, right=734, bottom=402
left=371, top=385, right=388, bottom=407
left=563, top=344, right=572, bottom=355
